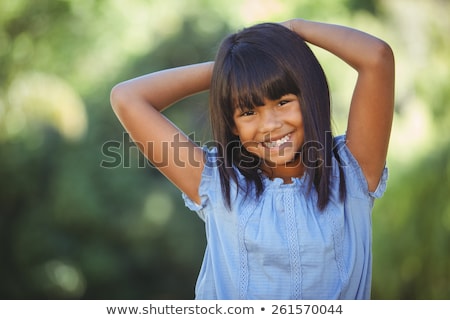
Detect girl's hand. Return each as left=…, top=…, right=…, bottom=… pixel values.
left=279, top=19, right=292, bottom=30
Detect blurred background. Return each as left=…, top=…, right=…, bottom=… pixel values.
left=0, top=0, right=449, bottom=299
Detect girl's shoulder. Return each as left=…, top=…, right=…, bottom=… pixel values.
left=182, top=145, right=228, bottom=215
left=333, top=135, right=388, bottom=199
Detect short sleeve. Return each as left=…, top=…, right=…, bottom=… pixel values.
left=368, top=166, right=388, bottom=199
left=182, top=146, right=219, bottom=215
left=334, top=135, right=389, bottom=199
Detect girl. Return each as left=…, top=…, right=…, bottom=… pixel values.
left=110, top=19, right=395, bottom=299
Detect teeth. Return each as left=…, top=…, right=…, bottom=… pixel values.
left=263, top=134, right=290, bottom=148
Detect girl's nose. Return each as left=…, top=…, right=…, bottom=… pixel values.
left=258, top=109, right=282, bottom=133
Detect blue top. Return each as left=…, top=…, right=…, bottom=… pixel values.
left=182, top=135, right=388, bottom=300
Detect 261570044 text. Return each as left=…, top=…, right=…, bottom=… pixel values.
left=270, top=304, right=343, bottom=315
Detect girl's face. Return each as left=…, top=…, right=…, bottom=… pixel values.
left=232, top=93, right=305, bottom=175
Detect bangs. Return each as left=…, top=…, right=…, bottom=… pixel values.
left=227, top=47, right=300, bottom=111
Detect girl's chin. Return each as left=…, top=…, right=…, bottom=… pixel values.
left=245, top=143, right=302, bottom=166
left=259, top=152, right=302, bottom=167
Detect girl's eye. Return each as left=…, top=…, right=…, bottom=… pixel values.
left=240, top=110, right=256, bottom=117
left=278, top=100, right=289, bottom=107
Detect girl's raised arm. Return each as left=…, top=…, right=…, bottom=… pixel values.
left=283, top=19, right=395, bottom=192
left=110, top=62, right=214, bottom=204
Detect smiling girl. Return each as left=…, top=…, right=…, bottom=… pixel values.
left=110, top=19, right=395, bottom=299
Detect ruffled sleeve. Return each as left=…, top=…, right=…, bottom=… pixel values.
left=182, top=146, right=220, bottom=219
left=334, top=135, right=389, bottom=199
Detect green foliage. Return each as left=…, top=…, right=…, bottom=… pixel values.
left=372, top=142, right=450, bottom=299
left=0, top=0, right=449, bottom=299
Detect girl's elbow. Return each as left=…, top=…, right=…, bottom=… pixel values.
left=110, top=82, right=130, bottom=112
left=372, top=40, right=395, bottom=70
left=357, top=40, right=394, bottom=78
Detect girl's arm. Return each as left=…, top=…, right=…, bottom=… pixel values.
left=110, top=62, right=214, bottom=204
left=283, top=19, right=395, bottom=192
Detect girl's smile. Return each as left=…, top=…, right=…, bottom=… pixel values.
left=261, top=133, right=292, bottom=149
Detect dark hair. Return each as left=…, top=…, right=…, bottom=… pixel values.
left=209, top=23, right=344, bottom=210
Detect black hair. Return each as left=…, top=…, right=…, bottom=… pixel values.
left=209, top=23, right=345, bottom=210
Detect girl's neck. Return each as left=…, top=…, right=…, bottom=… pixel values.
left=260, top=160, right=305, bottom=184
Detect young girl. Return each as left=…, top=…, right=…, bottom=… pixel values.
left=110, top=19, right=395, bottom=299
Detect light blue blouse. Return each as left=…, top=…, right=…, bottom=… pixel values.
left=183, top=135, right=388, bottom=300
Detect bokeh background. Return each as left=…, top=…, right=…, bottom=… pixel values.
left=0, top=0, right=449, bottom=299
